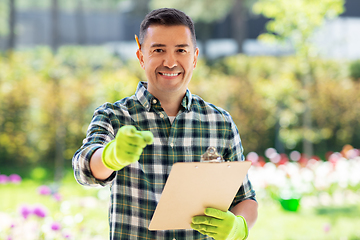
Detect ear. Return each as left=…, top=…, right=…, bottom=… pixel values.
left=193, top=47, right=199, bottom=68
left=136, top=49, right=145, bottom=69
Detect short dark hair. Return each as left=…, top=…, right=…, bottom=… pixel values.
left=139, top=8, right=197, bottom=49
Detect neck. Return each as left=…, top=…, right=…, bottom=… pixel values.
left=156, top=93, right=183, bottom=116
left=146, top=82, right=186, bottom=116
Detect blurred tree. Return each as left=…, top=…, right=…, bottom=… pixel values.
left=51, top=0, right=59, bottom=53
left=349, top=60, right=360, bottom=81
left=149, top=0, right=255, bottom=55
left=50, top=0, right=64, bottom=183
left=75, top=0, right=86, bottom=45
left=253, top=0, right=345, bottom=157
left=51, top=0, right=126, bottom=182
left=0, top=1, right=7, bottom=37
left=6, top=0, right=16, bottom=53
left=0, top=0, right=17, bottom=53
left=1, top=48, right=359, bottom=173
left=231, top=0, right=247, bottom=53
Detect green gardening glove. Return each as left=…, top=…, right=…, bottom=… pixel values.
left=101, top=125, right=154, bottom=171
left=191, top=208, right=248, bottom=240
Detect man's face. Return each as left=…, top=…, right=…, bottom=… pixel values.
left=136, top=25, right=199, bottom=98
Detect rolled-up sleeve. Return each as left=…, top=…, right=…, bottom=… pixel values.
left=72, top=103, right=117, bottom=187
left=224, top=113, right=257, bottom=208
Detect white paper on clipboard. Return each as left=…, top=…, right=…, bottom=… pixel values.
left=148, top=161, right=252, bottom=231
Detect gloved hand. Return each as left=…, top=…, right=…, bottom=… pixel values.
left=191, top=208, right=248, bottom=240
left=102, top=125, right=154, bottom=171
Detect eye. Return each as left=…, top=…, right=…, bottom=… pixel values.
left=154, top=49, right=164, bottom=53
left=177, top=49, right=187, bottom=53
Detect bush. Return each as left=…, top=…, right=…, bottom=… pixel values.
left=0, top=46, right=138, bottom=175
left=1, top=47, right=359, bottom=171
left=349, top=59, right=360, bottom=81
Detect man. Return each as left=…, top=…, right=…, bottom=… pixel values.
left=73, top=8, right=258, bottom=240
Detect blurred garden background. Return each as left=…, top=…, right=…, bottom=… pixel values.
left=1, top=0, right=360, bottom=239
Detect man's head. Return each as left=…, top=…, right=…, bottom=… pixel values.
left=136, top=8, right=199, bottom=103
left=139, top=8, right=197, bottom=50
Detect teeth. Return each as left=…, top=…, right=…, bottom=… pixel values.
left=161, top=73, right=179, bottom=77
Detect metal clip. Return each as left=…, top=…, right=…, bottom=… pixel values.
left=200, top=146, right=224, bottom=163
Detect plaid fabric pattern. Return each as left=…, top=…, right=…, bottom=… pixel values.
left=72, top=81, right=256, bottom=240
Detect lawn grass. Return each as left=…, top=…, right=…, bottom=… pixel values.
left=249, top=197, right=360, bottom=240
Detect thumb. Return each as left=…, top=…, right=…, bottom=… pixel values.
left=204, top=208, right=229, bottom=220
left=120, top=125, right=137, bottom=137
left=141, top=131, right=154, bottom=145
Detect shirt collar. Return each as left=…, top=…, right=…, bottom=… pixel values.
left=182, top=89, right=193, bottom=112
left=135, top=82, right=153, bottom=111
left=135, top=81, right=193, bottom=112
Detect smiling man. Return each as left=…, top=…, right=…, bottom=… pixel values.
left=72, top=8, right=257, bottom=240
left=137, top=24, right=198, bottom=117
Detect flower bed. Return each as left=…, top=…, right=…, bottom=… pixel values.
left=0, top=177, right=109, bottom=240
left=247, top=145, right=360, bottom=211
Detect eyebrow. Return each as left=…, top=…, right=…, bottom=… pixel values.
left=150, top=43, right=190, bottom=48
left=175, top=44, right=190, bottom=48
left=150, top=43, right=166, bottom=48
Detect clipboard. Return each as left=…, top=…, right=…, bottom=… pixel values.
left=148, top=161, right=252, bottom=230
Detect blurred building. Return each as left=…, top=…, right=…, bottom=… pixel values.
left=0, top=0, right=359, bottom=60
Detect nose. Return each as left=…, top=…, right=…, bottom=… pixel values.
left=163, top=52, right=177, bottom=69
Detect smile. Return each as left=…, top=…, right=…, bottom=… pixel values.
left=159, top=72, right=181, bottom=77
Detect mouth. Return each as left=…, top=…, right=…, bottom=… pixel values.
left=159, top=72, right=181, bottom=77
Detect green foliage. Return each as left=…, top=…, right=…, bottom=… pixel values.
left=31, top=167, right=48, bottom=181
left=0, top=46, right=139, bottom=174
left=0, top=47, right=359, bottom=171
left=253, top=0, right=344, bottom=54
left=252, top=0, right=346, bottom=157
left=191, top=55, right=360, bottom=154
left=0, top=1, right=8, bottom=36
left=316, top=205, right=359, bottom=217
left=349, top=59, right=360, bottom=81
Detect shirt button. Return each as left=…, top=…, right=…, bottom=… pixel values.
left=159, top=113, right=164, bottom=118
left=152, top=99, right=157, bottom=104
left=170, top=143, right=174, bottom=148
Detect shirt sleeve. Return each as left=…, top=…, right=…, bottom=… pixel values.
left=223, top=113, right=257, bottom=209
left=72, top=103, right=118, bottom=187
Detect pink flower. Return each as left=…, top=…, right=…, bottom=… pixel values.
left=290, top=151, right=301, bottom=161
left=278, top=153, right=289, bottom=165
left=246, top=152, right=259, bottom=164
left=328, top=152, right=341, bottom=163
left=298, top=154, right=309, bottom=167
left=323, top=223, right=331, bottom=233
left=63, top=233, right=72, bottom=239
left=32, top=205, right=47, bottom=218
left=51, top=222, right=61, bottom=231
left=53, top=193, right=62, bottom=202
left=19, top=205, right=32, bottom=219
left=0, top=174, right=8, bottom=184
left=9, top=174, right=22, bottom=184
left=38, top=185, right=52, bottom=195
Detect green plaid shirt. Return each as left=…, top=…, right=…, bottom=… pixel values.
left=73, top=81, right=256, bottom=240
